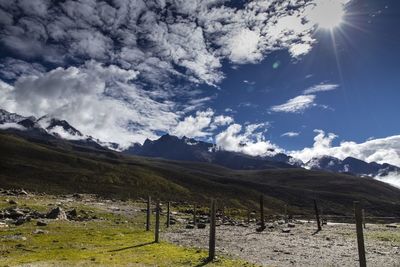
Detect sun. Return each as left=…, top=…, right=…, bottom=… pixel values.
left=308, top=0, right=346, bottom=30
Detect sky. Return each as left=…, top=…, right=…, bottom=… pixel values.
left=0, top=0, right=400, bottom=167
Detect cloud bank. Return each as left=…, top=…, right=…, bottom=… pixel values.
left=290, top=130, right=400, bottom=167
left=0, top=0, right=349, bottom=146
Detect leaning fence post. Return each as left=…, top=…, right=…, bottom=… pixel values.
left=146, top=195, right=151, bottom=231
left=260, top=195, right=265, bottom=229
left=208, top=199, right=216, bottom=261
left=155, top=201, right=160, bottom=243
left=166, top=201, right=171, bottom=228
left=313, top=199, right=322, bottom=231
left=354, top=201, right=366, bottom=267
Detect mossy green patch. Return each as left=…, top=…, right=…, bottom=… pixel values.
left=366, top=229, right=400, bottom=244
left=0, top=199, right=255, bottom=267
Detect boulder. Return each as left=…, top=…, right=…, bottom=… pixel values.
left=67, top=209, right=78, bottom=219
left=8, top=208, right=25, bottom=219
left=14, top=217, right=27, bottom=226
left=47, top=207, right=67, bottom=220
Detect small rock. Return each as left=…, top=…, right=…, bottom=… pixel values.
left=36, top=221, right=48, bottom=226
left=256, top=226, right=266, bottom=232
left=197, top=223, right=206, bottom=229
left=287, top=223, right=296, bottom=228
left=185, top=224, right=195, bottom=229
left=282, top=228, right=291, bottom=233
left=386, top=224, right=398, bottom=228
left=33, top=229, right=48, bottom=234
left=19, top=189, right=28, bottom=195
left=8, top=199, right=18, bottom=205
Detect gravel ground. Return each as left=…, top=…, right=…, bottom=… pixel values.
left=163, top=221, right=400, bottom=267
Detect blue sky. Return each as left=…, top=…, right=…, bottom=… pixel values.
left=201, top=0, right=400, bottom=151
left=0, top=0, right=399, bottom=166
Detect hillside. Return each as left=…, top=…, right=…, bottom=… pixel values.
left=1, top=132, right=400, bottom=216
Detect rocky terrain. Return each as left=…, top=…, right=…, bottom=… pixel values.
left=164, top=221, right=400, bottom=267
left=2, top=189, right=398, bottom=266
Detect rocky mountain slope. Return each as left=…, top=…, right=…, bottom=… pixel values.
left=1, top=109, right=399, bottom=183
left=1, top=132, right=400, bottom=216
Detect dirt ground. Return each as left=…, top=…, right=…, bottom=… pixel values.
left=163, top=221, right=400, bottom=267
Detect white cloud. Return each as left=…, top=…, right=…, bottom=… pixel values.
left=227, top=28, right=262, bottom=63
left=290, top=130, right=400, bottom=167
left=0, top=61, right=179, bottom=148
left=212, top=115, right=234, bottom=127
left=172, top=109, right=215, bottom=138
left=0, top=0, right=356, bottom=147
left=271, top=95, right=316, bottom=113
left=0, top=122, right=26, bottom=131
left=289, top=43, right=313, bottom=58
left=172, top=110, right=234, bottom=138
left=303, top=84, right=339, bottom=94
left=281, top=132, right=300, bottom=138
left=215, top=123, right=281, bottom=157
left=375, top=172, right=400, bottom=189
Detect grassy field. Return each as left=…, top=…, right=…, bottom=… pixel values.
left=0, top=195, right=254, bottom=267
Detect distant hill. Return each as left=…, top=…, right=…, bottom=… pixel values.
left=1, top=132, right=400, bottom=217
left=1, top=108, right=399, bottom=187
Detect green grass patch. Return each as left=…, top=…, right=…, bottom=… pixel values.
left=0, top=199, right=254, bottom=267
left=366, top=229, right=400, bottom=244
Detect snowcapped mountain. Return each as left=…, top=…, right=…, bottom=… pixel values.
left=37, top=116, right=84, bottom=140
left=1, top=109, right=399, bottom=185
left=0, top=109, right=29, bottom=123
left=305, top=155, right=400, bottom=177
left=123, top=134, right=300, bottom=170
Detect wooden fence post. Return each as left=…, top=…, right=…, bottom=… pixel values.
left=221, top=206, right=225, bottom=223
left=193, top=204, right=197, bottom=226
left=260, top=195, right=265, bottom=229
left=146, top=195, right=151, bottom=231
left=313, top=199, right=322, bottom=231
left=354, top=201, right=366, bottom=267
left=284, top=204, right=288, bottom=223
left=166, top=201, right=170, bottom=228
left=155, top=201, right=160, bottom=243
left=208, top=199, right=216, bottom=261
left=362, top=209, right=366, bottom=229
left=247, top=209, right=250, bottom=224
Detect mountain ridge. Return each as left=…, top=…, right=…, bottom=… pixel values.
left=1, top=108, right=399, bottom=185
